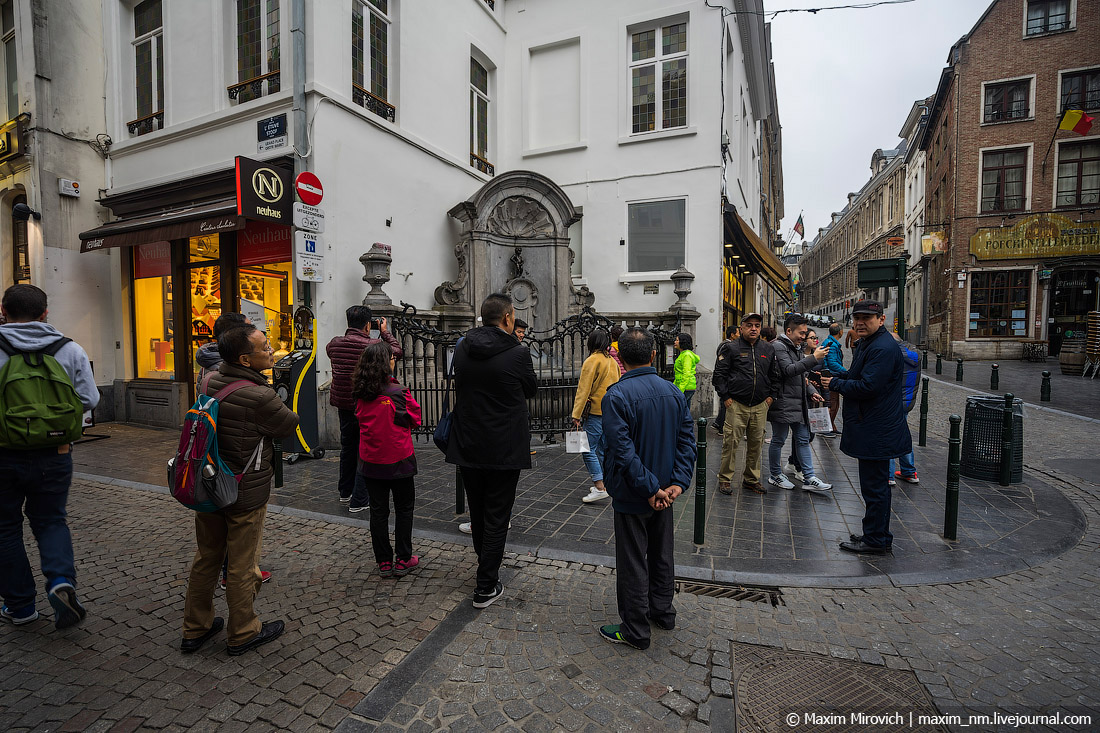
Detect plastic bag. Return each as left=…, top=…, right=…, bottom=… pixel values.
left=807, top=406, right=833, bottom=434
left=565, top=430, right=591, bottom=453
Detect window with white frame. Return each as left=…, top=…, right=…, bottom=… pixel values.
left=231, top=0, right=280, bottom=103
left=1056, top=140, right=1100, bottom=208
left=981, top=148, right=1028, bottom=213
left=130, top=0, right=163, bottom=136
left=983, top=79, right=1030, bottom=123
left=629, top=21, right=687, bottom=134
left=352, top=0, right=394, bottom=122
left=1025, top=0, right=1070, bottom=35
left=470, top=58, right=492, bottom=175
left=1061, top=69, right=1100, bottom=112
left=628, top=199, right=686, bottom=272
left=1, top=0, right=15, bottom=122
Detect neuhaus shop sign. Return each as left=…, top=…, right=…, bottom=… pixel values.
left=970, top=213, right=1100, bottom=260
left=235, top=155, right=292, bottom=224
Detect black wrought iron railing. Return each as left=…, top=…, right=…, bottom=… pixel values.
left=227, top=70, right=281, bottom=101
left=471, top=152, right=495, bottom=176
left=353, top=83, right=396, bottom=122
left=126, top=110, right=164, bottom=136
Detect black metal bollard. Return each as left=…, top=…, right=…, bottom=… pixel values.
left=999, top=393, right=1014, bottom=487
left=922, top=350, right=928, bottom=370
left=694, top=418, right=707, bottom=546
left=1041, top=370, right=1052, bottom=402
left=918, top=377, right=929, bottom=447
left=456, top=466, right=465, bottom=515
left=956, top=358, right=964, bottom=382
left=273, top=439, right=283, bottom=488
left=936, top=354, right=943, bottom=374
left=990, top=363, right=999, bottom=391
left=944, top=414, right=961, bottom=541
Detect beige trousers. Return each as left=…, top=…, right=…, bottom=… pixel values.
left=718, top=400, right=770, bottom=485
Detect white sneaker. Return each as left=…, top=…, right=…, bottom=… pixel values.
left=784, top=461, right=798, bottom=476
left=793, top=469, right=805, bottom=482
left=458, top=521, right=510, bottom=534
left=767, top=474, right=795, bottom=490
left=582, top=489, right=609, bottom=503
left=802, top=476, right=833, bottom=493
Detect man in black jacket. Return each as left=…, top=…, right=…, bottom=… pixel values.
left=712, top=313, right=775, bottom=494
left=446, top=294, right=537, bottom=609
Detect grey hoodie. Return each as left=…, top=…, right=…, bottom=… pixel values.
left=0, top=321, right=100, bottom=411
left=195, top=341, right=223, bottom=370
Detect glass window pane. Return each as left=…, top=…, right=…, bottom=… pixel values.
left=239, top=261, right=294, bottom=353
left=134, top=0, right=162, bottom=36
left=662, top=58, right=687, bottom=129
left=631, top=65, right=655, bottom=133
left=352, top=4, right=364, bottom=88
left=471, top=58, right=488, bottom=94
left=4, top=36, right=16, bottom=118
left=366, top=0, right=387, bottom=14
left=189, top=265, right=222, bottom=381
left=155, top=35, right=164, bottom=112
left=189, top=234, right=220, bottom=263
left=628, top=200, right=686, bottom=272
left=267, top=0, right=280, bottom=92
left=134, top=274, right=175, bottom=379
left=135, top=40, right=152, bottom=117
left=1, top=1, right=12, bottom=34
left=476, top=96, right=488, bottom=157
left=631, top=30, right=655, bottom=61
left=369, top=8, right=388, bottom=99
left=662, top=23, right=686, bottom=55
left=237, top=0, right=261, bottom=84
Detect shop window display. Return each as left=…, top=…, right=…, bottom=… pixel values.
left=133, top=242, right=174, bottom=379
left=237, top=221, right=294, bottom=358
left=189, top=235, right=222, bottom=381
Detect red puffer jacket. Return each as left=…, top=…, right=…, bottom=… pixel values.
left=326, top=328, right=403, bottom=410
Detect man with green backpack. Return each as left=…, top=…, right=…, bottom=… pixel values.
left=0, top=285, right=100, bottom=629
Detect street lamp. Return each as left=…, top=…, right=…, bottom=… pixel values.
left=12, top=203, right=42, bottom=221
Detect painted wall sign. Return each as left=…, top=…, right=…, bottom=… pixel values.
left=970, top=213, right=1100, bottom=260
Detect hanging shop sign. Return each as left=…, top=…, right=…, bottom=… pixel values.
left=235, top=156, right=293, bottom=225
left=921, top=231, right=948, bottom=255
left=294, top=231, right=324, bottom=283
left=970, top=213, right=1100, bottom=260
left=0, top=117, right=25, bottom=164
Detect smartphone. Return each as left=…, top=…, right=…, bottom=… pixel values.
left=819, top=369, right=832, bottom=377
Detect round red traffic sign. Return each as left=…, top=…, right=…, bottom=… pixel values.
left=294, top=172, right=324, bottom=206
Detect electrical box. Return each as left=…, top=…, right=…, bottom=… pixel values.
left=59, top=179, right=81, bottom=197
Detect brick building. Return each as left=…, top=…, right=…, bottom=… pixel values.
left=919, top=0, right=1100, bottom=359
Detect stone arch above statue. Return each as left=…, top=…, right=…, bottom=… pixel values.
left=448, top=169, right=581, bottom=239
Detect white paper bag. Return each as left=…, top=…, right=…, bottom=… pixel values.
left=565, top=430, right=591, bottom=453
left=807, top=406, right=833, bottom=434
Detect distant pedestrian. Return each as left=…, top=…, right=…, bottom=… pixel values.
left=513, top=319, right=528, bottom=342
left=712, top=314, right=775, bottom=495
left=599, top=328, right=696, bottom=650
left=845, top=326, right=858, bottom=350
left=446, top=294, right=537, bottom=609
left=181, top=324, right=299, bottom=655
left=0, top=285, right=99, bottom=629
left=761, top=326, right=777, bottom=342
left=574, top=330, right=620, bottom=505
left=822, top=300, right=912, bottom=554
left=672, top=333, right=700, bottom=410
left=326, top=306, right=402, bottom=505
left=820, top=323, right=848, bottom=437
left=609, top=325, right=626, bottom=375
left=888, top=332, right=920, bottom=487
left=352, top=342, right=422, bottom=577
left=711, top=325, right=740, bottom=433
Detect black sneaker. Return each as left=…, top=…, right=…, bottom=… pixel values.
left=180, top=617, right=224, bottom=653
left=599, top=624, right=647, bottom=650
left=48, top=582, right=87, bottom=630
left=472, top=582, right=504, bottom=609
left=226, top=620, right=285, bottom=656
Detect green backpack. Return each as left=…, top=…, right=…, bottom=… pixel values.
left=0, top=333, right=84, bottom=449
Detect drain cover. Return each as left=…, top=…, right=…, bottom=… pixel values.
left=677, top=581, right=784, bottom=606
left=733, top=643, right=947, bottom=732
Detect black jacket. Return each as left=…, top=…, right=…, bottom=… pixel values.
left=445, top=326, right=538, bottom=470
left=831, top=326, right=912, bottom=460
left=768, top=335, right=821, bottom=425
left=711, top=337, right=775, bottom=407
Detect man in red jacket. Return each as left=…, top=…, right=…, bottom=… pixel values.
left=325, top=305, right=402, bottom=504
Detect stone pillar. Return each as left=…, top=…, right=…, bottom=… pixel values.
left=668, top=265, right=700, bottom=339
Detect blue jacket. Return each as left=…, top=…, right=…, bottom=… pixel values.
left=821, top=335, right=848, bottom=377
left=601, top=367, right=697, bottom=514
left=829, top=326, right=912, bottom=460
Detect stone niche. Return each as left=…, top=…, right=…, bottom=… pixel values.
left=435, top=170, right=589, bottom=331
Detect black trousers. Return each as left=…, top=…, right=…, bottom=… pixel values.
left=613, top=508, right=676, bottom=649
left=366, top=476, right=415, bottom=563
left=459, top=467, right=519, bottom=594
left=338, top=409, right=366, bottom=501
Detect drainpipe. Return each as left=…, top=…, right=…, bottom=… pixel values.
left=292, top=0, right=308, bottom=306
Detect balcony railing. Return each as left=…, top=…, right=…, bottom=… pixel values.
left=352, top=83, right=396, bottom=123
left=482, top=0, right=495, bottom=8
left=227, top=70, right=281, bottom=102
left=471, top=152, right=495, bottom=176
left=126, top=110, right=164, bottom=136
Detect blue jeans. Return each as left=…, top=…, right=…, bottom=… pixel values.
left=769, top=422, right=815, bottom=480
left=581, top=415, right=606, bottom=483
left=890, top=453, right=916, bottom=478
left=0, top=448, right=76, bottom=610
left=682, top=390, right=695, bottom=410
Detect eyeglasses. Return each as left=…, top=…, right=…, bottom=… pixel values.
left=241, top=344, right=274, bottom=358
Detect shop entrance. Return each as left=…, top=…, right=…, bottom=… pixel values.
left=1048, top=268, right=1100, bottom=355
left=186, top=234, right=223, bottom=391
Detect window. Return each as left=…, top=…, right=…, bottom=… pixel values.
left=969, top=271, right=1030, bottom=338
left=10, top=193, right=29, bottom=284
left=130, top=0, right=163, bottom=136
left=984, top=80, right=1030, bottom=122
left=132, top=242, right=174, bottom=379
left=1056, top=141, right=1100, bottom=208
left=1061, top=69, right=1100, bottom=112
left=981, top=148, right=1028, bottom=212
left=1026, top=0, right=1069, bottom=35
left=352, top=0, right=394, bottom=122
left=231, top=0, right=280, bottom=103
left=470, top=58, right=492, bottom=175
left=1, top=0, right=15, bottom=121
left=629, top=21, right=687, bottom=134
left=627, top=199, right=685, bottom=272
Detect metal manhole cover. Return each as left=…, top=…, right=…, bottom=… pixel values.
left=733, top=643, right=947, bottom=732
left=677, top=581, right=784, bottom=606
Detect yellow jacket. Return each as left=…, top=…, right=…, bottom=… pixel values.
left=572, top=351, right=620, bottom=418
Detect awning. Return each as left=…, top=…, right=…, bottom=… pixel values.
left=723, top=205, right=792, bottom=301
left=79, top=198, right=245, bottom=253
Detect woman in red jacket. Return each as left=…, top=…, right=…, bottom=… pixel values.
left=351, top=342, right=422, bottom=578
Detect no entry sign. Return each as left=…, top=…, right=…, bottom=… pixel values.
left=294, top=171, right=324, bottom=206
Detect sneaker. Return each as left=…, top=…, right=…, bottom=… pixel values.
left=783, top=461, right=798, bottom=476
left=472, top=582, right=504, bottom=609
left=226, top=620, right=285, bottom=656
left=1, top=605, right=39, bottom=625
left=348, top=504, right=368, bottom=513
left=821, top=430, right=839, bottom=438
left=459, top=522, right=472, bottom=534
left=394, top=556, right=420, bottom=577
left=895, top=471, right=920, bottom=484
left=47, top=582, right=87, bottom=630
left=767, top=474, right=795, bottom=490
left=582, top=488, right=609, bottom=504
left=888, top=478, right=897, bottom=486
left=802, top=476, right=833, bottom=493
left=378, top=562, right=394, bottom=578
left=339, top=496, right=351, bottom=503
left=598, top=624, right=646, bottom=650
left=793, top=469, right=805, bottom=482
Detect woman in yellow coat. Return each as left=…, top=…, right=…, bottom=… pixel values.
left=572, top=330, right=620, bottom=504
left=673, top=333, right=700, bottom=409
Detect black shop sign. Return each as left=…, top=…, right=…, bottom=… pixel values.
left=235, top=156, right=292, bottom=224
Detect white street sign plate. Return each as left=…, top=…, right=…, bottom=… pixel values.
left=294, top=231, right=324, bottom=282
left=293, top=202, right=325, bottom=232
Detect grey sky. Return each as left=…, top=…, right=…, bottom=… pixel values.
left=769, top=0, right=990, bottom=245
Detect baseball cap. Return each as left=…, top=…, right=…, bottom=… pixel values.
left=741, top=312, right=764, bottom=323
left=851, top=300, right=884, bottom=315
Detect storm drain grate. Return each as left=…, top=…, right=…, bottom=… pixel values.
left=676, top=581, right=784, bottom=606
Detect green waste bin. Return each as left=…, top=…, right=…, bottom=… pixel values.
left=961, top=396, right=1023, bottom=482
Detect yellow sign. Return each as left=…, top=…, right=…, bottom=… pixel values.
left=922, top=231, right=948, bottom=255
left=970, top=214, right=1100, bottom=260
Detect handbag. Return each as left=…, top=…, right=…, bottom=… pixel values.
left=807, top=406, right=833, bottom=434
left=433, top=347, right=457, bottom=453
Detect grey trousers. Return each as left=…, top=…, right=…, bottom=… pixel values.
left=613, top=508, right=676, bottom=648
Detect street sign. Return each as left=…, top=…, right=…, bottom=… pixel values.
left=294, top=231, right=324, bottom=282
left=294, top=171, right=324, bottom=206
left=257, top=114, right=287, bottom=153
left=887, top=236, right=904, bottom=247
left=293, top=202, right=325, bottom=233
left=857, top=257, right=906, bottom=289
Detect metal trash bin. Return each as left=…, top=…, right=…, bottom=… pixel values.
left=961, top=396, right=1023, bottom=482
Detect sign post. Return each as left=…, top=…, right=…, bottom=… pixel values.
left=294, top=231, right=324, bottom=283
left=857, top=257, right=908, bottom=340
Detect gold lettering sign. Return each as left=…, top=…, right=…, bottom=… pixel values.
left=970, top=214, right=1100, bottom=260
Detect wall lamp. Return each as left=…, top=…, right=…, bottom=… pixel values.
left=12, top=203, right=42, bottom=222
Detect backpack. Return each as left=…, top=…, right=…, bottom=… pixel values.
left=167, top=375, right=262, bottom=512
left=0, top=333, right=84, bottom=450
left=898, top=340, right=920, bottom=413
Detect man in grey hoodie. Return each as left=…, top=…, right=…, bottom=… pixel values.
left=195, top=312, right=250, bottom=380
left=0, top=285, right=99, bottom=629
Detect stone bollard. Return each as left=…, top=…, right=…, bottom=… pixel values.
left=694, top=418, right=707, bottom=546
left=936, top=354, right=943, bottom=374
left=990, top=363, right=999, bottom=391
left=944, top=415, right=961, bottom=541
left=999, top=393, right=1014, bottom=487
left=956, top=358, right=964, bottom=382
left=1041, top=370, right=1051, bottom=402
left=918, top=378, right=929, bottom=447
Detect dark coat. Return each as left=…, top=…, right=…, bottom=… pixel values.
left=445, top=327, right=537, bottom=470
left=204, top=362, right=300, bottom=512
left=711, top=336, right=775, bottom=407
left=830, top=326, right=912, bottom=460
left=768, top=335, right=820, bottom=425
left=326, top=328, right=402, bottom=411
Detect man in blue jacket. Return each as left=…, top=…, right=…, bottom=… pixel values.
left=599, top=328, right=696, bottom=650
left=820, top=323, right=848, bottom=438
left=821, top=301, right=912, bottom=554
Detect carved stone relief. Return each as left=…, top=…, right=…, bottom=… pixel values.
left=488, top=196, right=554, bottom=238
left=433, top=241, right=469, bottom=306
